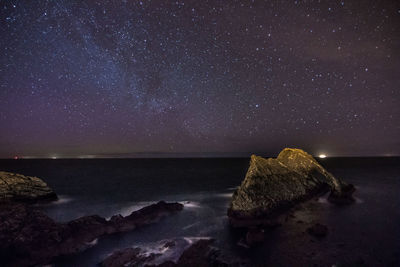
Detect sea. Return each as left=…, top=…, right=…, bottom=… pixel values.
left=0, top=157, right=399, bottom=266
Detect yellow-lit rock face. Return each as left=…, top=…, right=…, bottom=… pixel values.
left=277, top=148, right=343, bottom=190
left=0, top=171, right=57, bottom=202
left=229, top=148, right=352, bottom=221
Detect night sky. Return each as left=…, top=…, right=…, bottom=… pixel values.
left=0, top=0, right=399, bottom=158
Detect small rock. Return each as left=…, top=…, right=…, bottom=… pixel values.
left=328, top=183, right=356, bottom=204
left=164, top=240, right=176, bottom=248
left=100, top=247, right=141, bottom=267
left=307, top=223, right=328, bottom=237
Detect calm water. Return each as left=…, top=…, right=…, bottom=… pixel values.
left=0, top=157, right=399, bottom=266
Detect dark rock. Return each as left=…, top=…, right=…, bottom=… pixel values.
left=100, top=247, right=142, bottom=267
left=0, top=171, right=57, bottom=203
left=164, top=241, right=176, bottom=248
left=307, top=223, right=328, bottom=237
left=168, top=238, right=247, bottom=267
left=328, top=183, right=356, bottom=205
left=245, top=227, right=265, bottom=246
left=100, top=238, right=247, bottom=267
left=0, top=201, right=183, bottom=266
left=228, top=148, right=355, bottom=227
left=174, top=239, right=216, bottom=267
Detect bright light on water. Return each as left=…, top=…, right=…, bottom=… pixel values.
left=319, top=154, right=327, bottom=158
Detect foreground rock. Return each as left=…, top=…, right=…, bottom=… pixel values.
left=100, top=238, right=247, bottom=267
left=0, top=201, right=183, bottom=266
left=228, top=148, right=355, bottom=228
left=307, top=223, right=328, bottom=238
left=0, top=171, right=57, bottom=202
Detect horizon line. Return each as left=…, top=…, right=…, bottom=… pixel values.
left=1, top=154, right=399, bottom=159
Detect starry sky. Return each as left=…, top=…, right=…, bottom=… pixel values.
left=0, top=0, right=399, bottom=158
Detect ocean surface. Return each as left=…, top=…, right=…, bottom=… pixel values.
left=1, top=157, right=399, bottom=266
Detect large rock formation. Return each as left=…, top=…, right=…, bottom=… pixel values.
left=228, top=148, right=354, bottom=227
left=0, top=171, right=57, bottom=202
left=0, top=201, right=183, bottom=266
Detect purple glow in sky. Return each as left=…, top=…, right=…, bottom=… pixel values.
left=0, top=0, right=399, bottom=158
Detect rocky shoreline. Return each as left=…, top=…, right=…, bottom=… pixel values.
left=0, top=149, right=357, bottom=266
left=0, top=201, right=183, bottom=266
left=100, top=238, right=246, bottom=267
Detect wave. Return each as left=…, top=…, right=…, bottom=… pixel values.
left=127, top=237, right=212, bottom=266
left=54, top=195, right=74, bottom=204
left=34, top=195, right=74, bottom=206
left=180, top=201, right=202, bottom=208
left=114, top=201, right=157, bottom=217
left=226, top=186, right=238, bottom=191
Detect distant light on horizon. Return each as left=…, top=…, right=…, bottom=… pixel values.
left=319, top=154, right=327, bottom=159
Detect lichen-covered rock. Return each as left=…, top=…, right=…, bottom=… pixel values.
left=228, top=148, right=354, bottom=226
left=0, top=171, right=57, bottom=202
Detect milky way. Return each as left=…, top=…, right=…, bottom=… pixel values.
left=0, top=0, right=399, bottom=157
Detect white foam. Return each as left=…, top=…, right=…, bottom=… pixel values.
left=180, top=201, right=202, bottom=208
left=317, top=197, right=328, bottom=204
left=85, top=238, right=98, bottom=246
left=182, top=236, right=211, bottom=244
left=132, top=237, right=213, bottom=266
left=182, top=222, right=200, bottom=230
left=136, top=238, right=189, bottom=264
left=54, top=195, right=74, bottom=204
left=34, top=195, right=74, bottom=207
left=116, top=201, right=157, bottom=217
left=354, top=197, right=364, bottom=203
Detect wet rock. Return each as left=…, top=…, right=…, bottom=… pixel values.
left=100, top=247, right=143, bottom=267
left=0, top=201, right=183, bottom=266
left=328, top=183, right=356, bottom=205
left=228, top=148, right=355, bottom=227
left=307, top=223, right=328, bottom=237
left=174, top=239, right=216, bottom=267
left=100, top=238, right=247, bottom=267
left=0, top=171, right=57, bottom=203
